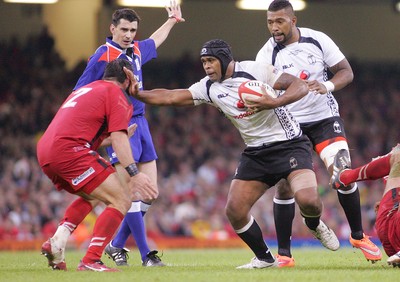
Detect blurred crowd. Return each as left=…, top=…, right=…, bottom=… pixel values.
left=1, top=30, right=400, bottom=247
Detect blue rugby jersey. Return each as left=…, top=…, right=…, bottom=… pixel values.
left=74, top=37, right=157, bottom=116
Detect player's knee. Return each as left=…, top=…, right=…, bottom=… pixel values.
left=295, top=190, right=322, bottom=216
left=110, top=190, right=131, bottom=214
left=225, top=201, right=246, bottom=223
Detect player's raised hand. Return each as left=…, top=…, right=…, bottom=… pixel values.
left=166, top=0, right=185, bottom=22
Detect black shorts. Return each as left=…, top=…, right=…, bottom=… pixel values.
left=234, top=135, right=314, bottom=187
left=300, top=116, right=347, bottom=148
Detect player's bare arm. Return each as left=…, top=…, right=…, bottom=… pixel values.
left=110, top=130, right=158, bottom=201
left=307, top=58, right=353, bottom=94
left=138, top=89, right=194, bottom=106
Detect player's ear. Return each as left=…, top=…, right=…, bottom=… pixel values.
left=292, top=16, right=297, bottom=26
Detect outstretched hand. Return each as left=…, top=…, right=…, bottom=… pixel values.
left=123, top=66, right=139, bottom=96
left=166, top=0, right=185, bottom=22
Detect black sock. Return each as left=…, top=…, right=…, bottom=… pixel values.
left=274, top=198, right=295, bottom=257
left=303, top=216, right=320, bottom=230
left=236, top=218, right=274, bottom=262
left=337, top=184, right=363, bottom=239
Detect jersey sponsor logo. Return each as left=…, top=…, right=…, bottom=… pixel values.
left=72, top=167, right=95, bottom=186
left=298, top=70, right=310, bottom=80
left=233, top=110, right=256, bottom=119
left=236, top=100, right=245, bottom=109
left=333, top=121, right=342, bottom=133
left=282, top=63, right=294, bottom=70
left=217, top=93, right=229, bottom=99
left=289, top=157, right=298, bottom=169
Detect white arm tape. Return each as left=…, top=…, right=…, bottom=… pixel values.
left=322, top=81, right=335, bottom=92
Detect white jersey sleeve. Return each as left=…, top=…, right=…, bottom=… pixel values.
left=188, top=77, right=213, bottom=106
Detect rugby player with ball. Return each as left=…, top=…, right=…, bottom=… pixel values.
left=130, top=39, right=339, bottom=269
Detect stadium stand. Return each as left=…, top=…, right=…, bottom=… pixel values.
left=0, top=33, right=399, bottom=250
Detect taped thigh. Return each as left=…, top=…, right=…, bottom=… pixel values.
left=288, top=170, right=317, bottom=193
left=319, top=140, right=349, bottom=168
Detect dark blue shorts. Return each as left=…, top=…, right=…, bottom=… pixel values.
left=106, top=115, right=158, bottom=164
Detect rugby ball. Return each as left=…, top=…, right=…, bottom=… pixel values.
left=238, top=80, right=277, bottom=103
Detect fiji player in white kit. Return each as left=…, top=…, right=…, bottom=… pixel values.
left=130, top=39, right=339, bottom=268
left=254, top=0, right=381, bottom=266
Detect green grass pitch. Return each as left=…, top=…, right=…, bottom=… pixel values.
left=0, top=248, right=398, bottom=282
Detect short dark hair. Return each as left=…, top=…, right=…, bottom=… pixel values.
left=103, top=59, right=133, bottom=84
left=112, top=8, right=140, bottom=26
left=268, top=0, right=293, bottom=12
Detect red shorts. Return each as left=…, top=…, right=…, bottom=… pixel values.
left=375, top=188, right=400, bottom=256
left=41, top=150, right=115, bottom=195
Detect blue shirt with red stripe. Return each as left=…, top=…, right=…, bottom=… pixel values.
left=74, top=37, right=157, bottom=116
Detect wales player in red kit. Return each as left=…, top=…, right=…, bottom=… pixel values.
left=37, top=59, right=157, bottom=272
left=332, top=145, right=400, bottom=266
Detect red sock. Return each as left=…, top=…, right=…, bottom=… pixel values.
left=341, top=154, right=391, bottom=185
left=59, top=198, right=93, bottom=232
left=82, top=207, right=124, bottom=263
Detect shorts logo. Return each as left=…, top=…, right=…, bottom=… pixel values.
left=333, top=121, right=342, bottom=133
left=289, top=157, right=298, bottom=169
left=110, top=152, right=117, bottom=162
left=72, top=167, right=95, bottom=186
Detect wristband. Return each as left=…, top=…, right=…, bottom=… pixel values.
left=168, top=15, right=183, bottom=23
left=125, top=163, right=139, bottom=177
left=322, top=81, right=335, bottom=92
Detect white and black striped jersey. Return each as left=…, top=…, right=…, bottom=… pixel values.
left=256, top=27, right=345, bottom=123
left=188, top=61, right=302, bottom=147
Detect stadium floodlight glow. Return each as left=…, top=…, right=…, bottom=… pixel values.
left=3, top=0, right=58, bottom=3
left=236, top=0, right=306, bottom=11
left=117, top=0, right=181, bottom=8
left=393, top=0, right=400, bottom=13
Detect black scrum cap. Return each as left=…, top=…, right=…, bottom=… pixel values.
left=200, top=39, right=233, bottom=81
